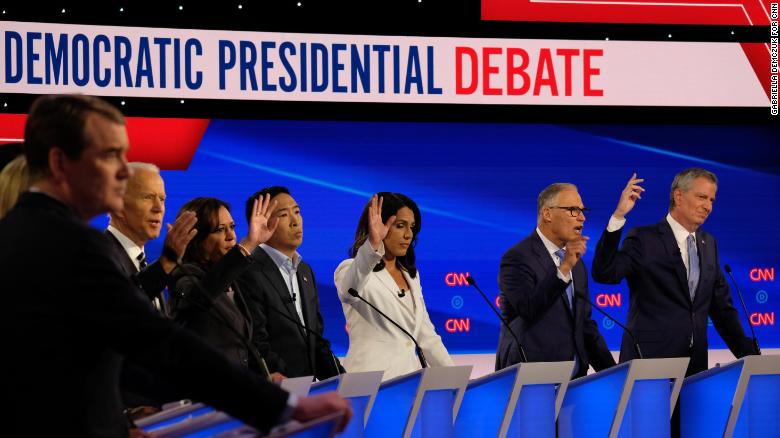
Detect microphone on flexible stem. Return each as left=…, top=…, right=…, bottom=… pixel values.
left=174, top=263, right=274, bottom=382
left=465, top=276, right=528, bottom=363
left=575, top=290, right=643, bottom=359
left=266, top=304, right=343, bottom=376
left=347, top=288, right=428, bottom=369
left=724, top=264, right=761, bottom=355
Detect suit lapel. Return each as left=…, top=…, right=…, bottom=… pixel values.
left=104, top=230, right=138, bottom=276
left=296, top=267, right=315, bottom=329
left=693, top=232, right=710, bottom=302
left=530, top=232, right=574, bottom=321
left=252, top=247, right=305, bottom=329
left=657, top=221, right=691, bottom=304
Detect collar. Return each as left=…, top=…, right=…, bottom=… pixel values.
left=106, top=225, right=145, bottom=261
left=666, top=213, right=695, bottom=247
left=536, top=227, right=564, bottom=257
left=260, top=243, right=302, bottom=271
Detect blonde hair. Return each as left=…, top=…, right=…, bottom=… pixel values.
left=0, top=155, right=30, bottom=218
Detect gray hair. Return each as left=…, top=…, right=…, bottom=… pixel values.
left=537, top=183, right=577, bottom=224
left=128, top=162, right=160, bottom=174
left=669, top=168, right=717, bottom=212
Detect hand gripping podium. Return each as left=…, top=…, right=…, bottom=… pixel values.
left=559, top=358, right=689, bottom=438
left=364, top=366, right=472, bottom=438
left=134, top=375, right=322, bottom=437
left=680, top=355, right=780, bottom=437
left=307, top=371, right=385, bottom=438
left=453, top=361, right=574, bottom=438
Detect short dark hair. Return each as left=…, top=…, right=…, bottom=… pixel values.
left=245, top=186, right=290, bottom=223
left=24, top=94, right=125, bottom=178
left=177, top=197, right=231, bottom=266
left=349, top=192, right=421, bottom=278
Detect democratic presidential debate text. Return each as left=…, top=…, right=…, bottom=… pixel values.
left=0, top=21, right=768, bottom=107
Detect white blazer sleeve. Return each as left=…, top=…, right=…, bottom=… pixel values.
left=334, top=240, right=385, bottom=304
left=416, top=282, right=454, bottom=367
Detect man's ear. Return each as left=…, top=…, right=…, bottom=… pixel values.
left=541, top=207, right=552, bottom=224
left=47, top=147, right=68, bottom=183
left=672, top=189, right=682, bottom=209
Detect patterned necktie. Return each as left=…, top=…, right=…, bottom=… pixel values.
left=687, top=234, right=700, bottom=300
left=137, top=252, right=148, bottom=270
left=554, top=249, right=574, bottom=312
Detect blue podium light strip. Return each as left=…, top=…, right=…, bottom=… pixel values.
left=680, top=362, right=744, bottom=437
left=559, top=364, right=629, bottom=437
left=730, top=374, right=780, bottom=437
left=365, top=373, right=423, bottom=437
left=182, top=418, right=245, bottom=438
left=454, top=369, right=516, bottom=437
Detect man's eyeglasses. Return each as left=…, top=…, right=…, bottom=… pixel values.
left=549, top=206, right=591, bottom=217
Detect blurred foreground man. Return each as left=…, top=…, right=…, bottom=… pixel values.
left=0, top=94, right=351, bottom=437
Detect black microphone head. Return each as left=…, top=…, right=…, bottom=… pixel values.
left=466, top=275, right=476, bottom=286
left=724, top=264, right=732, bottom=274
left=348, top=288, right=359, bottom=297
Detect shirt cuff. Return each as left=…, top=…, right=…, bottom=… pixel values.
left=557, top=268, right=572, bottom=283
left=279, top=393, right=299, bottom=423
left=606, top=215, right=626, bottom=232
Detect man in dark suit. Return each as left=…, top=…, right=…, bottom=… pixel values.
left=105, top=162, right=198, bottom=412
left=0, top=94, right=350, bottom=437
left=592, top=170, right=754, bottom=376
left=238, top=186, right=345, bottom=380
left=105, top=162, right=196, bottom=314
left=497, top=183, right=615, bottom=377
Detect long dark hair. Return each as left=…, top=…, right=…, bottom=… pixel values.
left=177, top=197, right=231, bottom=266
left=349, top=192, right=421, bottom=278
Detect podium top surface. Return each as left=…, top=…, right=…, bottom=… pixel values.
left=685, top=354, right=780, bottom=384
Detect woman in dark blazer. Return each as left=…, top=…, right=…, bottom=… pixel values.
left=171, top=194, right=279, bottom=378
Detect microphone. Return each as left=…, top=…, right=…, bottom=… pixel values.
left=724, top=264, right=761, bottom=355
left=465, top=276, right=527, bottom=363
left=575, top=290, right=643, bottom=359
left=347, top=288, right=428, bottom=369
left=173, top=263, right=273, bottom=382
left=265, top=304, right=344, bottom=376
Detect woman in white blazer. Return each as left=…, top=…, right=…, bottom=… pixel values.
left=334, top=193, right=453, bottom=380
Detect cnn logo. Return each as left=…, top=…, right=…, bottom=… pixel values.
left=749, top=268, right=775, bottom=282
left=445, top=272, right=470, bottom=287
left=445, top=318, right=471, bottom=333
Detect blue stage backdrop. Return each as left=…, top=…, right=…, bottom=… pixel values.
left=95, top=120, right=779, bottom=355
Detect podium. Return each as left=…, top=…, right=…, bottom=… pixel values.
left=453, top=361, right=574, bottom=438
left=558, top=358, right=689, bottom=438
left=680, top=355, right=780, bottom=437
left=364, top=366, right=472, bottom=438
left=309, top=371, right=384, bottom=437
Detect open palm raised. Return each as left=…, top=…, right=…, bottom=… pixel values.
left=367, top=194, right=396, bottom=251
left=241, top=193, right=279, bottom=249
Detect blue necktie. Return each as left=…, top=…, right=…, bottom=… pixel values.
left=554, top=249, right=574, bottom=312
left=687, top=234, right=700, bottom=300
left=554, top=248, right=579, bottom=375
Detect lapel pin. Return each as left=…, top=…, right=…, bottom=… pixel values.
left=303, top=276, right=308, bottom=283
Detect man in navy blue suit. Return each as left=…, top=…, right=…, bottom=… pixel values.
left=496, top=183, right=615, bottom=377
left=592, top=170, right=754, bottom=376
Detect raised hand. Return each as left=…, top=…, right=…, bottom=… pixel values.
left=159, top=211, right=198, bottom=272
left=367, top=194, right=395, bottom=251
left=240, top=194, right=279, bottom=249
left=560, top=236, right=589, bottom=275
left=613, top=173, right=645, bottom=220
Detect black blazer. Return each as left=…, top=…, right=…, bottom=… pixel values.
left=104, top=229, right=169, bottom=310
left=592, top=219, right=754, bottom=375
left=496, top=231, right=615, bottom=377
left=0, top=193, right=288, bottom=437
left=237, top=246, right=344, bottom=380
left=171, top=247, right=261, bottom=372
